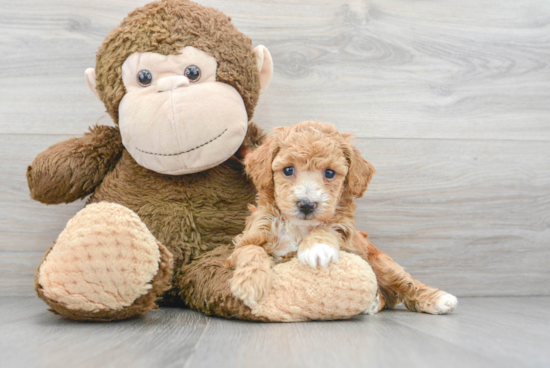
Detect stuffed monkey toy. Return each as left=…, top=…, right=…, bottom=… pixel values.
left=27, top=0, right=456, bottom=322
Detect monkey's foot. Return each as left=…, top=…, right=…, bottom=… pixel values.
left=251, top=252, right=378, bottom=322
left=35, top=202, right=173, bottom=321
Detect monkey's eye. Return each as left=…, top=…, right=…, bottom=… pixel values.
left=282, top=167, right=294, bottom=177
left=184, top=65, right=201, bottom=82
left=137, top=69, right=153, bottom=87
left=324, top=169, right=336, bottom=180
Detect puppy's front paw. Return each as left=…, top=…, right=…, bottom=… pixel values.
left=229, top=266, right=272, bottom=307
left=298, top=243, right=339, bottom=268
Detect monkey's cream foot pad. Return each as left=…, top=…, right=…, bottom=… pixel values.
left=251, top=252, right=378, bottom=322
left=36, top=202, right=173, bottom=320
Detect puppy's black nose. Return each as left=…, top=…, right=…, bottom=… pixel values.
left=297, top=200, right=317, bottom=215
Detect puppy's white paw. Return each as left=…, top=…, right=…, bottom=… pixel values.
left=298, top=243, right=339, bottom=268
left=433, top=293, right=458, bottom=315
left=363, top=293, right=381, bottom=315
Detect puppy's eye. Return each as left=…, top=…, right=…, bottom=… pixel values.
left=282, top=167, right=294, bottom=177
left=184, top=65, right=201, bottom=82
left=324, top=169, right=336, bottom=180
left=137, top=69, right=153, bottom=87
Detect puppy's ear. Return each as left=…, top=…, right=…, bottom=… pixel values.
left=345, top=145, right=375, bottom=198
left=244, top=136, right=278, bottom=191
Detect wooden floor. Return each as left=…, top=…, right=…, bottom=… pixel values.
left=2, top=296, right=548, bottom=368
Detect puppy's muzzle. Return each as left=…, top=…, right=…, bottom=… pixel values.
left=297, top=199, right=317, bottom=216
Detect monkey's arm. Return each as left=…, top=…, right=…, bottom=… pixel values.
left=233, top=121, right=266, bottom=161
left=27, top=125, right=123, bottom=204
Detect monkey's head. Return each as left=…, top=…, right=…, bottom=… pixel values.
left=85, top=0, right=273, bottom=175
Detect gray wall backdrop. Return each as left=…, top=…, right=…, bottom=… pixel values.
left=1, top=0, right=549, bottom=296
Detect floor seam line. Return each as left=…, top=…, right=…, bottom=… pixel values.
left=182, top=316, right=210, bottom=368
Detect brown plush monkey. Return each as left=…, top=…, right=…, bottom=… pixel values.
left=27, top=0, right=456, bottom=322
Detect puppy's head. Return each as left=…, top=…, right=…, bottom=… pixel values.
left=245, top=121, right=375, bottom=224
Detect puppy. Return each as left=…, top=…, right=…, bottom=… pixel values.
left=228, top=121, right=458, bottom=315
left=227, top=121, right=375, bottom=307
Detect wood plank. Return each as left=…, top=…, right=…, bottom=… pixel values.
left=355, top=137, right=550, bottom=297
left=0, top=0, right=549, bottom=140
left=387, top=297, right=550, bottom=367
left=0, top=134, right=87, bottom=254
left=0, top=252, right=42, bottom=296
left=186, top=314, right=501, bottom=368
left=9, top=296, right=550, bottom=368
left=1, top=134, right=548, bottom=297
left=2, top=296, right=549, bottom=368
left=0, top=297, right=209, bottom=368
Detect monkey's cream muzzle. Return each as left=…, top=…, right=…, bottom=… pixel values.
left=117, top=46, right=248, bottom=175
left=156, top=75, right=190, bottom=92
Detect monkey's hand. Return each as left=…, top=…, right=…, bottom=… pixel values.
left=27, top=125, right=123, bottom=204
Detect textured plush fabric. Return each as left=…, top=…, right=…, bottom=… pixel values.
left=118, top=50, right=249, bottom=174
left=176, top=244, right=266, bottom=321
left=36, top=231, right=174, bottom=322
left=29, top=122, right=266, bottom=320
left=38, top=203, right=162, bottom=312
left=27, top=125, right=122, bottom=204
left=251, top=252, right=378, bottom=322
left=95, top=0, right=260, bottom=124
left=89, top=149, right=258, bottom=272
left=27, top=0, right=381, bottom=322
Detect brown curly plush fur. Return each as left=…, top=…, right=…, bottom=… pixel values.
left=95, top=0, right=260, bottom=124
left=28, top=0, right=268, bottom=321
left=29, top=121, right=265, bottom=320
left=27, top=125, right=123, bottom=204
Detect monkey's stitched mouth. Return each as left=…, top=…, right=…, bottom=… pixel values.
left=136, top=129, right=227, bottom=156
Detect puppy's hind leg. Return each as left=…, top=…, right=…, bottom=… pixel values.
left=226, top=245, right=274, bottom=307
left=347, top=232, right=457, bottom=314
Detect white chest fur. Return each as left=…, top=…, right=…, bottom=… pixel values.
left=270, top=217, right=318, bottom=259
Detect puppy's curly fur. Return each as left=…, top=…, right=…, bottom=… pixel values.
left=227, top=121, right=375, bottom=306
left=227, top=121, right=458, bottom=315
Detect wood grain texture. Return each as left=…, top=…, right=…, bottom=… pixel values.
left=1, top=296, right=549, bottom=368
left=0, top=0, right=549, bottom=139
left=1, top=0, right=549, bottom=297
left=0, top=297, right=208, bottom=368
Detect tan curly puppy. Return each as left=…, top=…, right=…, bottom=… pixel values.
left=227, top=121, right=458, bottom=316
left=227, top=121, right=377, bottom=307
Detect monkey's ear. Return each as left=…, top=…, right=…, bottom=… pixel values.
left=253, top=45, right=273, bottom=94
left=85, top=68, right=100, bottom=99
